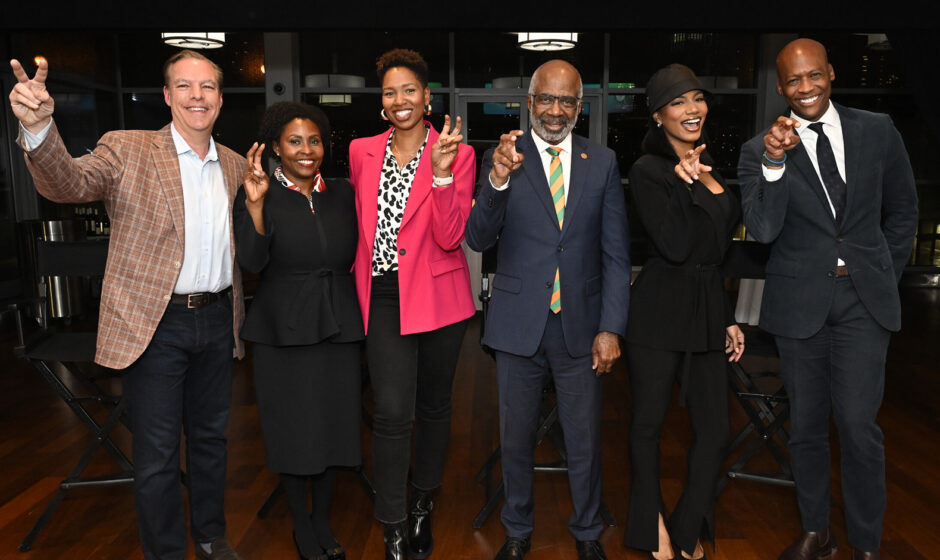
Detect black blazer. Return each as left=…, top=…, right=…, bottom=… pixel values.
left=626, top=147, right=740, bottom=352
left=738, top=103, right=918, bottom=337
left=233, top=177, right=364, bottom=346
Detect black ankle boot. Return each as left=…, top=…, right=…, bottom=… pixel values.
left=408, top=489, right=434, bottom=559
left=383, top=522, right=408, bottom=560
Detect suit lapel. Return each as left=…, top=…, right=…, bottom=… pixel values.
left=835, top=103, right=859, bottom=227
left=562, top=135, right=590, bottom=237
left=517, top=133, right=560, bottom=229
left=153, top=126, right=185, bottom=247
left=401, top=125, right=438, bottom=229
left=359, top=128, right=393, bottom=253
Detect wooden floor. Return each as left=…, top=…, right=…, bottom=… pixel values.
left=1, top=287, right=938, bottom=560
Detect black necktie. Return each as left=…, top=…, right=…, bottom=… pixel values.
left=808, top=122, right=846, bottom=220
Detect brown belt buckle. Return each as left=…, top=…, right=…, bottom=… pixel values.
left=186, top=293, right=207, bottom=308
left=836, top=265, right=850, bottom=277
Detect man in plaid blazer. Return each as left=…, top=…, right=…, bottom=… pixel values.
left=9, top=50, right=246, bottom=560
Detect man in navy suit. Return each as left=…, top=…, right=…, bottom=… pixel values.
left=738, top=39, right=918, bottom=560
left=466, top=59, right=630, bottom=560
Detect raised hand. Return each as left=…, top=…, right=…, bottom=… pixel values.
left=243, top=142, right=268, bottom=205
left=674, top=144, right=713, bottom=185
left=763, top=116, right=802, bottom=162
left=490, top=130, right=525, bottom=187
left=430, top=114, right=464, bottom=178
left=9, top=58, right=55, bottom=133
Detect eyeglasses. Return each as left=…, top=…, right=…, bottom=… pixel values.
left=530, top=93, right=581, bottom=110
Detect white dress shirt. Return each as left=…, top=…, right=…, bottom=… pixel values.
left=169, top=123, right=232, bottom=294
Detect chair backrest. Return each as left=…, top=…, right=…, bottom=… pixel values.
left=35, top=239, right=109, bottom=278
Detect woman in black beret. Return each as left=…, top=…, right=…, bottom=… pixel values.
left=623, top=64, right=745, bottom=560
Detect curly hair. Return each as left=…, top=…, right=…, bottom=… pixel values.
left=376, top=48, right=429, bottom=88
left=257, top=102, right=331, bottom=161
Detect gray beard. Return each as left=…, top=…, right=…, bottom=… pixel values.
left=530, top=107, right=577, bottom=144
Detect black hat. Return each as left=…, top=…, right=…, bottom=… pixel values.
left=646, top=63, right=706, bottom=114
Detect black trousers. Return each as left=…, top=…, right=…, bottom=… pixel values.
left=774, top=277, right=890, bottom=552
left=123, top=296, right=234, bottom=560
left=623, top=344, right=729, bottom=556
left=366, top=272, right=469, bottom=523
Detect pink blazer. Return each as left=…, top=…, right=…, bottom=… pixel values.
left=349, top=123, right=476, bottom=335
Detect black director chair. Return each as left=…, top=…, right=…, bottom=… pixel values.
left=472, top=243, right=615, bottom=529
left=5, top=238, right=134, bottom=551
left=718, top=240, right=794, bottom=492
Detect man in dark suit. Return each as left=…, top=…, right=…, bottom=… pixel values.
left=738, top=39, right=918, bottom=560
left=466, top=59, right=631, bottom=560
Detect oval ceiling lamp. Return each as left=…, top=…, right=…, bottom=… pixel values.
left=161, top=33, right=226, bottom=49
left=517, top=32, right=578, bottom=52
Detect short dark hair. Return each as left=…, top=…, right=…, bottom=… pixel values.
left=163, top=49, right=223, bottom=89
left=258, top=102, right=331, bottom=161
left=376, top=48, right=429, bottom=88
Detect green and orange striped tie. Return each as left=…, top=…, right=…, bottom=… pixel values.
left=546, top=146, right=565, bottom=314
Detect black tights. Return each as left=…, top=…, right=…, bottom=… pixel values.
left=281, top=469, right=339, bottom=557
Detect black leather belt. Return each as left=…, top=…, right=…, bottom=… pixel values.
left=170, top=286, right=232, bottom=308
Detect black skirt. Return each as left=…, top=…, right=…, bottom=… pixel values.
left=252, top=340, right=362, bottom=474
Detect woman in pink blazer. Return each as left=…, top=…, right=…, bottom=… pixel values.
left=348, top=48, right=476, bottom=560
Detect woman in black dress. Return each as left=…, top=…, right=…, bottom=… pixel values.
left=234, top=102, right=363, bottom=560
left=623, top=64, right=745, bottom=560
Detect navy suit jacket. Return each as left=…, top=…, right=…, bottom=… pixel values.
left=738, top=103, right=918, bottom=338
left=466, top=132, right=631, bottom=357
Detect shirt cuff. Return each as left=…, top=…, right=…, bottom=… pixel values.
left=20, top=119, right=53, bottom=151
left=762, top=164, right=785, bottom=182
left=489, top=173, right=510, bottom=191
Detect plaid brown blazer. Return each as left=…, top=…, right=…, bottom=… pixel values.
left=18, top=122, right=247, bottom=369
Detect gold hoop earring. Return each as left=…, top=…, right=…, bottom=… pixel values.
left=380, top=108, right=389, bottom=121
left=425, top=103, right=432, bottom=116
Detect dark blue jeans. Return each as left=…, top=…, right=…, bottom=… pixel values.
left=123, top=295, right=234, bottom=560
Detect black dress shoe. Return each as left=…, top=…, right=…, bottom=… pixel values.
left=778, top=529, right=837, bottom=560
left=383, top=522, right=408, bottom=560
left=494, top=536, right=531, bottom=560
left=408, top=489, right=434, bottom=559
left=576, top=539, right=608, bottom=560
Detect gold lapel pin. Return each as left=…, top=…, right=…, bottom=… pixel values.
left=581, top=153, right=588, bottom=159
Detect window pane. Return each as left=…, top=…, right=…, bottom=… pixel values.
left=300, top=93, right=451, bottom=178
left=119, top=32, right=264, bottom=88
left=609, top=32, right=757, bottom=89
left=803, top=33, right=903, bottom=88
left=10, top=32, right=117, bottom=86
left=299, top=32, right=450, bottom=87
left=122, top=92, right=264, bottom=156
left=454, top=32, right=603, bottom=88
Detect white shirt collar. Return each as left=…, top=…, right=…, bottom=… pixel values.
left=170, top=122, right=219, bottom=162
left=530, top=129, right=573, bottom=156
left=791, top=101, right=841, bottom=136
